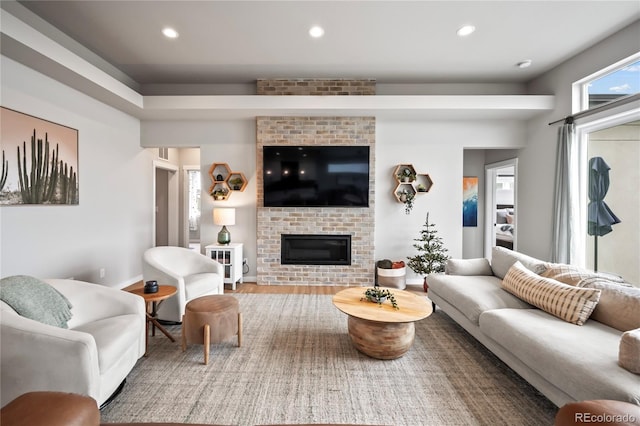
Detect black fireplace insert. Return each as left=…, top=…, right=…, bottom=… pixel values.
left=281, top=234, right=351, bottom=265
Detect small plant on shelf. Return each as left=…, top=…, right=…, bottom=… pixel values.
left=397, top=189, right=415, bottom=215
left=211, top=188, right=228, bottom=200
left=361, top=287, right=399, bottom=310
left=229, top=177, right=244, bottom=190
left=397, top=167, right=415, bottom=182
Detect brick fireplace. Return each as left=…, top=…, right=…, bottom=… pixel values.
left=256, top=116, right=375, bottom=286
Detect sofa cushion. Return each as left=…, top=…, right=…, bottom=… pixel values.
left=479, top=308, right=640, bottom=404
left=73, top=314, right=142, bottom=373
left=541, top=263, right=627, bottom=286
left=502, top=262, right=601, bottom=325
left=490, top=247, right=546, bottom=279
left=579, top=279, right=640, bottom=332
left=427, top=274, right=533, bottom=325
left=184, top=273, right=220, bottom=299
left=445, top=258, right=493, bottom=276
left=619, top=329, right=640, bottom=374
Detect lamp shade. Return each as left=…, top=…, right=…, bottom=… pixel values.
left=213, top=208, right=236, bottom=226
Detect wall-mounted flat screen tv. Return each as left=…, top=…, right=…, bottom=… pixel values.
left=263, top=145, right=370, bottom=207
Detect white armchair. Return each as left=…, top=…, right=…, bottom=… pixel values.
left=0, top=278, right=146, bottom=408
left=142, top=246, right=225, bottom=323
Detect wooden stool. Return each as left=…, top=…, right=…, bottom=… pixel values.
left=181, top=295, right=242, bottom=364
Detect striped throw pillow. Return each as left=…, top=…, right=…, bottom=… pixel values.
left=502, top=262, right=601, bottom=325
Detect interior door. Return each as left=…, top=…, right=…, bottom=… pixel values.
left=485, top=159, right=518, bottom=258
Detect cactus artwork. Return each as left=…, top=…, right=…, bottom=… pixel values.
left=16, top=131, right=78, bottom=204
left=0, top=150, right=7, bottom=192
left=1, top=107, right=79, bottom=205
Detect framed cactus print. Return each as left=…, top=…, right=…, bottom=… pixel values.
left=0, top=107, right=78, bottom=205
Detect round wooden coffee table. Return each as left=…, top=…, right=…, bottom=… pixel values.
left=333, top=287, right=433, bottom=360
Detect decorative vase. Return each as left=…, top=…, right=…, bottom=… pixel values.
left=144, top=280, right=159, bottom=294
left=423, top=276, right=429, bottom=293
left=400, top=194, right=407, bottom=202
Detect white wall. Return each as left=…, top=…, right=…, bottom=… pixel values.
left=141, top=120, right=257, bottom=280
left=462, top=149, right=486, bottom=259
left=142, top=118, right=526, bottom=283
left=374, top=120, right=525, bottom=282
left=0, top=56, right=152, bottom=287
left=522, top=21, right=640, bottom=260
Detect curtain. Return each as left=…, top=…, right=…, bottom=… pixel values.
left=551, top=121, right=584, bottom=264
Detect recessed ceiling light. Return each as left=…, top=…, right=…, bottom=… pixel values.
left=162, top=27, right=179, bottom=39
left=309, top=26, right=325, bottom=38
left=516, top=59, right=533, bottom=69
left=457, top=25, right=476, bottom=37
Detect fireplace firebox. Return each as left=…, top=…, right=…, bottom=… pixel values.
left=281, top=234, right=351, bottom=265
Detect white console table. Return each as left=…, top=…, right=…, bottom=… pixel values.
left=205, top=243, right=243, bottom=290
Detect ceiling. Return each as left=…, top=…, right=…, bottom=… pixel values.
left=12, top=0, right=640, bottom=89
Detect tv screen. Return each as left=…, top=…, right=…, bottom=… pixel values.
left=263, top=145, right=370, bottom=207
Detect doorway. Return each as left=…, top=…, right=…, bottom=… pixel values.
left=183, top=166, right=202, bottom=251
left=153, top=160, right=179, bottom=247
left=484, top=159, right=518, bottom=258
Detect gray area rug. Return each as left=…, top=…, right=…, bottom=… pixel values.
left=100, top=293, right=557, bottom=425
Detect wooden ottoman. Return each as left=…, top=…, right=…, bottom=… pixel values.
left=181, top=295, right=242, bottom=364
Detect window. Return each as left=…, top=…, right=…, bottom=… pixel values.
left=574, top=53, right=640, bottom=112
left=571, top=54, right=640, bottom=283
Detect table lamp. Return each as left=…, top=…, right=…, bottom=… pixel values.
left=213, top=208, right=235, bottom=245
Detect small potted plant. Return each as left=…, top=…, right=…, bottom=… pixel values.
left=229, top=177, right=244, bottom=190
left=397, top=168, right=415, bottom=183
left=417, top=183, right=426, bottom=192
left=211, top=188, right=228, bottom=200
left=397, top=189, right=415, bottom=214
left=361, top=287, right=399, bottom=310
left=407, top=213, right=450, bottom=292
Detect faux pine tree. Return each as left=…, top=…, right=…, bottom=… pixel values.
left=407, top=213, right=450, bottom=292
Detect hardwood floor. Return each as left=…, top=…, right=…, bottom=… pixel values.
left=124, top=281, right=351, bottom=294
left=229, top=282, right=352, bottom=294
left=125, top=281, right=423, bottom=295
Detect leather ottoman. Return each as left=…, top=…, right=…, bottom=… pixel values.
left=181, top=295, right=242, bottom=364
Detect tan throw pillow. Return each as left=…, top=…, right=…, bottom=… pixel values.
left=619, top=329, right=640, bottom=374
left=580, top=279, right=640, bottom=331
left=502, top=262, right=601, bottom=325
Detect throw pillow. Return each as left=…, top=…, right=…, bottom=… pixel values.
left=580, top=279, right=640, bottom=331
left=0, top=275, right=73, bottom=328
left=541, top=263, right=627, bottom=286
left=490, top=246, right=547, bottom=279
left=501, top=262, right=601, bottom=326
left=445, top=258, right=493, bottom=276
left=619, top=329, right=640, bottom=374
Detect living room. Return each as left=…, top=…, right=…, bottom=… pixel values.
left=1, top=1, right=639, bottom=425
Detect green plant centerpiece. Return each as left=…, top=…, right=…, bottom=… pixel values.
left=361, top=286, right=399, bottom=309
left=407, top=212, right=450, bottom=292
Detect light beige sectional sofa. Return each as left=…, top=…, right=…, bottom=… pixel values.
left=428, top=247, right=640, bottom=407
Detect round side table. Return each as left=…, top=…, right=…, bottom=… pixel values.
left=128, top=285, right=177, bottom=355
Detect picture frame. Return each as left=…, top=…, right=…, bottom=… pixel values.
left=463, top=176, right=478, bottom=227
left=0, top=107, right=79, bottom=205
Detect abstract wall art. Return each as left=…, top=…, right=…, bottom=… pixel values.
left=463, top=176, right=478, bottom=227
